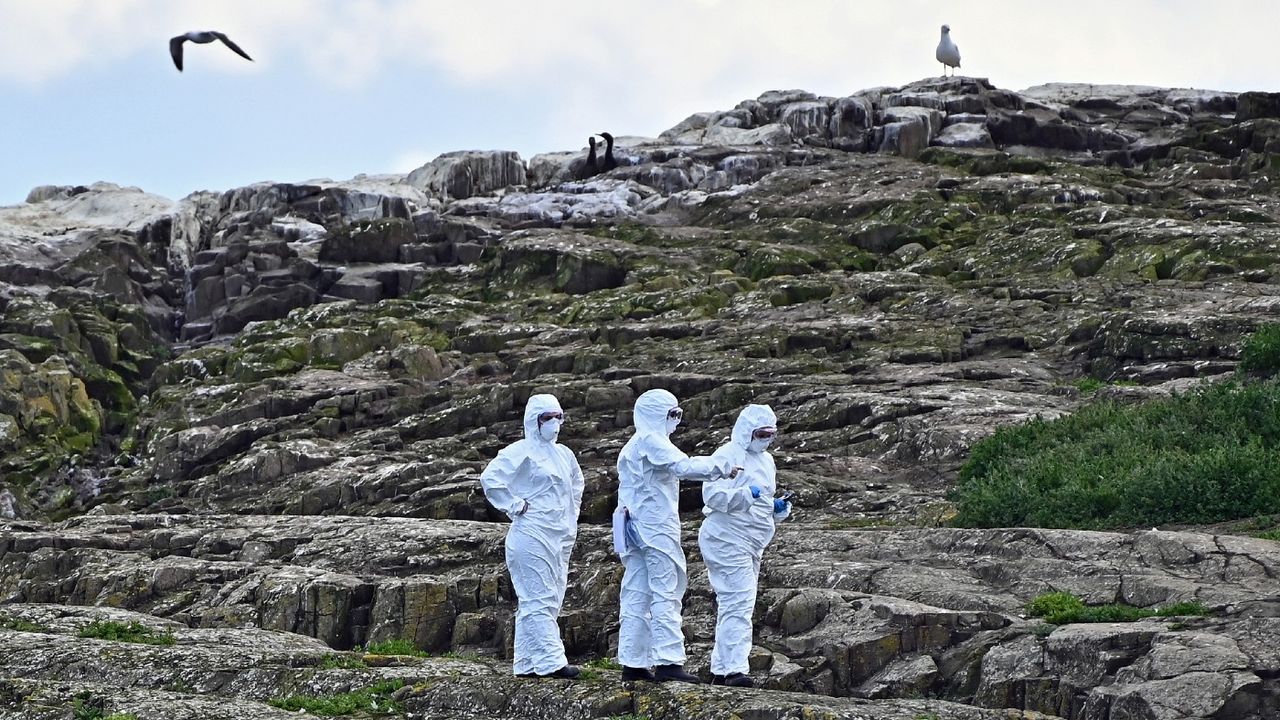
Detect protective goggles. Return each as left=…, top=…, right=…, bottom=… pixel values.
left=752, top=428, right=778, bottom=440
left=537, top=411, right=564, bottom=423
left=667, top=408, right=683, bottom=420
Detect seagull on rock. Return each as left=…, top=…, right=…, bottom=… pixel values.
left=169, top=31, right=253, bottom=72
left=936, top=24, right=960, bottom=77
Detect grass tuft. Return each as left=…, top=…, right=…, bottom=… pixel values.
left=362, top=639, right=428, bottom=657
left=268, top=680, right=405, bottom=716
left=78, top=620, right=175, bottom=646
left=583, top=657, right=623, bottom=671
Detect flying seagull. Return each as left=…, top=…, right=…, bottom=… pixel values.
left=169, top=31, right=253, bottom=72
left=936, top=24, right=960, bottom=77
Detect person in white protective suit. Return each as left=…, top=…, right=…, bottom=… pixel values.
left=480, top=393, right=585, bottom=679
left=613, top=388, right=741, bottom=683
left=698, top=404, right=791, bottom=688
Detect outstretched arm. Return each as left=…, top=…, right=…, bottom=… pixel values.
left=670, top=453, right=734, bottom=481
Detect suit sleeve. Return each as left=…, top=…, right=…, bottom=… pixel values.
left=479, top=447, right=527, bottom=518
left=568, top=449, right=585, bottom=521
left=701, top=446, right=753, bottom=512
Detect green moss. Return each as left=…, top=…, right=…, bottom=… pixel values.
left=739, top=244, right=822, bottom=280
left=0, top=333, right=59, bottom=362
left=919, top=148, right=1052, bottom=176
left=586, top=222, right=659, bottom=245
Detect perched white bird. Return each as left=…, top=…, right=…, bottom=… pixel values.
left=169, top=31, right=253, bottom=72
left=936, top=24, right=961, bottom=77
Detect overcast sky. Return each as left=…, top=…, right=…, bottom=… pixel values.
left=2, top=0, right=1276, bottom=204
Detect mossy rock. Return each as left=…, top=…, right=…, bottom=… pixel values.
left=0, top=334, right=59, bottom=363
left=739, top=244, right=823, bottom=280
left=919, top=147, right=1052, bottom=176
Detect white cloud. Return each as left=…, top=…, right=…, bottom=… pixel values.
left=5, top=1, right=1277, bottom=94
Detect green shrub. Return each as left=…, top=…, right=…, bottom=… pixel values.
left=1026, top=591, right=1208, bottom=625
left=1255, top=529, right=1280, bottom=541
left=78, top=620, right=175, bottom=646
left=1240, top=324, right=1280, bottom=376
left=952, top=380, right=1280, bottom=529
left=268, top=680, right=405, bottom=716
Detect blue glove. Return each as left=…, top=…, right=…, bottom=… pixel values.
left=749, top=485, right=762, bottom=499
left=773, top=498, right=789, bottom=513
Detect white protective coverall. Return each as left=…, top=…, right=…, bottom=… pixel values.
left=614, top=388, right=735, bottom=668
left=697, top=403, right=790, bottom=676
left=480, top=394, right=585, bottom=676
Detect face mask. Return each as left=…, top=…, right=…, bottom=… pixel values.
left=538, top=418, right=561, bottom=442
left=665, top=417, right=681, bottom=435
left=748, top=437, right=773, bottom=453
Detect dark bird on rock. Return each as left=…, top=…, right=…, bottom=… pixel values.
left=575, top=135, right=601, bottom=180
left=599, top=132, right=619, bottom=171
left=170, top=31, right=253, bottom=72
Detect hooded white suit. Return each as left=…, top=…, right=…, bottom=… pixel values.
left=480, top=394, right=584, bottom=676
left=697, top=404, right=790, bottom=676
left=614, top=388, right=735, bottom=668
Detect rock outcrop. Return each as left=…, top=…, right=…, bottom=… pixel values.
left=4, top=76, right=1280, bottom=719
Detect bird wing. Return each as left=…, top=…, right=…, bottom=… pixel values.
left=213, top=32, right=253, bottom=61
left=169, top=36, right=185, bottom=71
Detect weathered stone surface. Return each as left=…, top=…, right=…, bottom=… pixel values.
left=406, top=150, right=527, bottom=201
left=6, top=75, right=1280, bottom=719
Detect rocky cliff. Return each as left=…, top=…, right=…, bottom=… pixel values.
left=2, top=76, right=1280, bottom=720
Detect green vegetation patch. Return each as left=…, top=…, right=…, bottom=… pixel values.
left=1026, top=591, right=1208, bottom=625
left=951, top=379, right=1280, bottom=529
left=1240, top=323, right=1280, bottom=377
left=268, top=679, right=405, bottom=716
left=363, top=639, right=430, bottom=657
left=78, top=620, right=176, bottom=646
